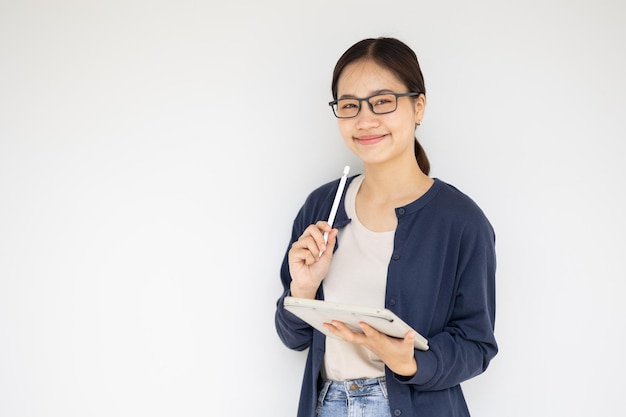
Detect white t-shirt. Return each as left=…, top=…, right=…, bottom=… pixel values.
left=321, top=174, right=396, bottom=381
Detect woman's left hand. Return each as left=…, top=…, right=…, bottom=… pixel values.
left=322, top=321, right=418, bottom=377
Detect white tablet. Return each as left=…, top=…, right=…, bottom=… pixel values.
left=283, top=296, right=429, bottom=351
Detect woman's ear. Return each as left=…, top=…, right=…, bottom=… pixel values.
left=414, top=93, right=426, bottom=125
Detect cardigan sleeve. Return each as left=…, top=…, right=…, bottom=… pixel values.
left=274, top=206, right=316, bottom=351
left=274, top=178, right=352, bottom=352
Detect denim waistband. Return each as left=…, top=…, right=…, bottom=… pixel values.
left=319, top=377, right=388, bottom=399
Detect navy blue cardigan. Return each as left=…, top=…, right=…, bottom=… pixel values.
left=275, top=176, right=498, bottom=417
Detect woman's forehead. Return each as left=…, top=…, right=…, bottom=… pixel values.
left=337, top=60, right=405, bottom=96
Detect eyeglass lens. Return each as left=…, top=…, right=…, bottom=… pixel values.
left=333, top=94, right=398, bottom=118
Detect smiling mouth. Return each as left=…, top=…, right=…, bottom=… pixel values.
left=355, top=134, right=388, bottom=144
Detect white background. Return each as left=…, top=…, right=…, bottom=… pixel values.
left=1, top=1, right=625, bottom=416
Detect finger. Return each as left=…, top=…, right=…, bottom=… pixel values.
left=310, top=221, right=331, bottom=257
left=310, top=222, right=331, bottom=245
left=322, top=321, right=340, bottom=337
left=359, top=322, right=386, bottom=346
left=324, top=321, right=363, bottom=344
left=318, top=228, right=338, bottom=258
left=322, top=321, right=349, bottom=340
left=289, top=245, right=317, bottom=266
left=292, top=236, right=324, bottom=265
left=323, top=320, right=345, bottom=333
left=403, top=330, right=417, bottom=348
left=359, top=321, right=380, bottom=336
left=296, top=224, right=331, bottom=258
left=314, top=220, right=333, bottom=234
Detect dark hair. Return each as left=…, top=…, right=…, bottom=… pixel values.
left=331, top=37, right=430, bottom=175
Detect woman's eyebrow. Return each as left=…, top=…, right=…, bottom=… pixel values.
left=338, top=89, right=395, bottom=100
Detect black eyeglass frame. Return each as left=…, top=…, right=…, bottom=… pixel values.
left=328, top=92, right=422, bottom=119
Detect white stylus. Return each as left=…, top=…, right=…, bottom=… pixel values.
left=320, top=165, right=350, bottom=256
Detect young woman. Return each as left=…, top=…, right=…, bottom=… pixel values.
left=275, top=37, right=497, bottom=417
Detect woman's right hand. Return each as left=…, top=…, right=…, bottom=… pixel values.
left=288, top=221, right=337, bottom=299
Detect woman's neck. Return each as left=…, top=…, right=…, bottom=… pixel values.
left=360, top=162, right=433, bottom=205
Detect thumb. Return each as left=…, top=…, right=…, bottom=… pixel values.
left=404, top=330, right=417, bottom=347
left=320, top=228, right=338, bottom=258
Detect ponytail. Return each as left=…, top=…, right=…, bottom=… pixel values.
left=414, top=138, right=430, bottom=175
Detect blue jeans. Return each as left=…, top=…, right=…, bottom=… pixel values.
left=316, top=377, right=391, bottom=417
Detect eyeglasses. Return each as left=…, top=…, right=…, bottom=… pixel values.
left=329, top=92, right=421, bottom=119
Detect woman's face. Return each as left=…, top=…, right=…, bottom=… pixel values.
left=335, top=59, right=425, bottom=167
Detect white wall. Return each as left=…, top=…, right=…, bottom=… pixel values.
left=1, top=1, right=624, bottom=415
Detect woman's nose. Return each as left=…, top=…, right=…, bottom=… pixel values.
left=355, top=105, right=380, bottom=128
